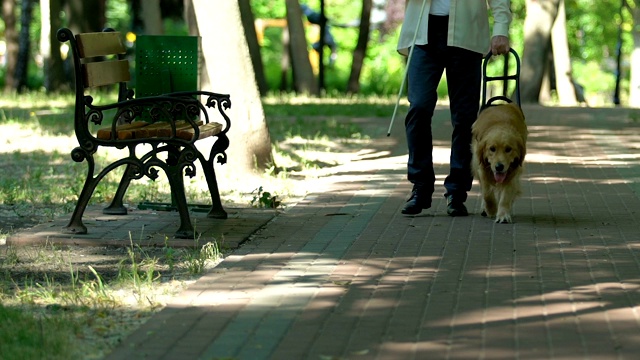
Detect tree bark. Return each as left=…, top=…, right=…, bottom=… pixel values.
left=347, top=0, right=372, bottom=94
left=187, top=0, right=273, bottom=173
left=2, top=0, right=18, bottom=92
left=40, top=0, right=67, bottom=92
left=280, top=27, right=291, bottom=91
left=551, top=0, right=577, bottom=105
left=141, top=0, right=164, bottom=34
left=520, top=0, right=560, bottom=103
left=65, top=0, right=106, bottom=34
left=238, top=0, right=268, bottom=96
left=15, top=0, right=33, bottom=93
left=630, top=4, right=640, bottom=108
left=284, top=0, right=319, bottom=95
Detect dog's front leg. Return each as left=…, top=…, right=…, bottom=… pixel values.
left=495, top=184, right=520, bottom=224
left=481, top=182, right=498, bottom=218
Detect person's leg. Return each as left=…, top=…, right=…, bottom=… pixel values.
left=443, top=47, right=482, bottom=215
left=405, top=45, right=442, bottom=194
left=401, top=16, right=448, bottom=214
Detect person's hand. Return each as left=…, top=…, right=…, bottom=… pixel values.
left=490, top=35, right=510, bottom=55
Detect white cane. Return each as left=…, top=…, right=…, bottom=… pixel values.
left=387, top=0, right=429, bottom=137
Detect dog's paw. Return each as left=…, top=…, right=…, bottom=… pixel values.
left=495, top=213, right=512, bottom=224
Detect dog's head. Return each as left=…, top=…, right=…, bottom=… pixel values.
left=478, top=128, right=525, bottom=184
left=473, top=102, right=527, bottom=184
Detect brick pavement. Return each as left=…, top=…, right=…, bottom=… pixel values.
left=6, top=205, right=275, bottom=249
left=96, top=105, right=640, bottom=359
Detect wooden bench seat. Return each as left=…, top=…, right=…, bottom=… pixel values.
left=95, top=120, right=223, bottom=141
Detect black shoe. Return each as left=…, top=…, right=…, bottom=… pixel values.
left=402, top=190, right=431, bottom=215
left=446, top=195, right=468, bottom=217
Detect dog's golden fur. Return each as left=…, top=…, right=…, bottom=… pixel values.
left=472, top=102, right=527, bottom=223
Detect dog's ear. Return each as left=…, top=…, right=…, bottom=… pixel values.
left=513, top=139, right=526, bottom=167
left=478, top=140, right=491, bottom=167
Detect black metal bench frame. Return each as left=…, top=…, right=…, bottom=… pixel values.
left=57, top=27, right=231, bottom=239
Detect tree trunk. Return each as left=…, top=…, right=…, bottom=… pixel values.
left=188, top=0, right=273, bottom=173
left=551, top=0, right=577, bottom=106
left=280, top=27, right=291, bottom=91
left=284, top=0, right=319, bottom=95
left=40, top=0, right=67, bottom=92
left=238, top=0, right=268, bottom=96
left=141, top=0, right=163, bottom=34
left=2, top=0, right=18, bottom=92
left=630, top=5, right=640, bottom=108
left=15, top=0, right=33, bottom=93
left=347, top=0, right=372, bottom=94
left=66, top=0, right=106, bottom=34
left=520, top=0, right=560, bottom=103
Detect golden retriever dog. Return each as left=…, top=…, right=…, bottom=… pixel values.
left=472, top=102, right=527, bottom=223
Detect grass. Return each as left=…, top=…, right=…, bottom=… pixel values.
left=0, top=303, right=78, bottom=360
left=0, top=91, right=386, bottom=358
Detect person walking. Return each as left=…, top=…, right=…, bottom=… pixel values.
left=397, top=0, right=512, bottom=216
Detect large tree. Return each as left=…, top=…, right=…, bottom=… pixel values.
left=239, top=0, right=268, bottom=96
left=65, top=0, right=106, bottom=34
left=187, top=0, right=273, bottom=173
left=2, top=0, right=18, bottom=93
left=14, top=0, right=34, bottom=93
left=141, top=0, right=163, bottom=34
left=550, top=0, right=577, bottom=105
left=627, top=0, right=640, bottom=107
left=520, top=0, right=561, bottom=103
left=284, top=0, right=318, bottom=95
left=347, top=0, right=372, bottom=94
left=40, top=0, right=66, bottom=92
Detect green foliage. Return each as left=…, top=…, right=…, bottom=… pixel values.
left=0, top=0, right=635, bottom=101
left=251, top=0, right=286, bottom=18
left=184, top=241, right=221, bottom=275
left=0, top=304, right=76, bottom=360
left=250, top=186, right=281, bottom=209
left=105, top=0, right=132, bottom=31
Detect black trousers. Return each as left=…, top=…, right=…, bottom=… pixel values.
left=405, top=15, right=482, bottom=202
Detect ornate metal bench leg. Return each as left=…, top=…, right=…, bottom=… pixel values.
left=64, top=170, right=100, bottom=235
left=200, top=157, right=228, bottom=219
left=103, top=164, right=134, bottom=215
left=165, top=164, right=196, bottom=239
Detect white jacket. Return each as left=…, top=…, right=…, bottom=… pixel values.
left=397, top=0, right=512, bottom=56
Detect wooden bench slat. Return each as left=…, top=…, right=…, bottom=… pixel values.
left=76, top=32, right=126, bottom=58
left=83, top=60, right=130, bottom=88
left=156, top=120, right=204, bottom=138
left=133, top=120, right=195, bottom=138
left=177, top=122, right=223, bottom=141
left=96, top=121, right=149, bottom=140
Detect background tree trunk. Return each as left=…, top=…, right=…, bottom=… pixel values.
left=65, top=0, right=106, bottom=34
left=347, top=0, right=372, bottom=94
left=520, top=0, right=560, bottom=103
left=630, top=3, right=640, bottom=108
left=284, top=0, right=319, bottom=95
left=188, top=0, right=273, bottom=174
left=238, top=0, right=268, bottom=96
left=280, top=28, right=291, bottom=91
left=15, top=0, right=33, bottom=93
left=551, top=0, right=577, bottom=105
left=40, top=0, right=66, bottom=92
left=2, top=0, right=18, bottom=92
left=141, top=0, right=164, bottom=35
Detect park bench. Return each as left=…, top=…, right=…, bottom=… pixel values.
left=57, top=27, right=231, bottom=239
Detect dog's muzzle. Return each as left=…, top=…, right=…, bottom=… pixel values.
left=494, top=163, right=507, bottom=183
